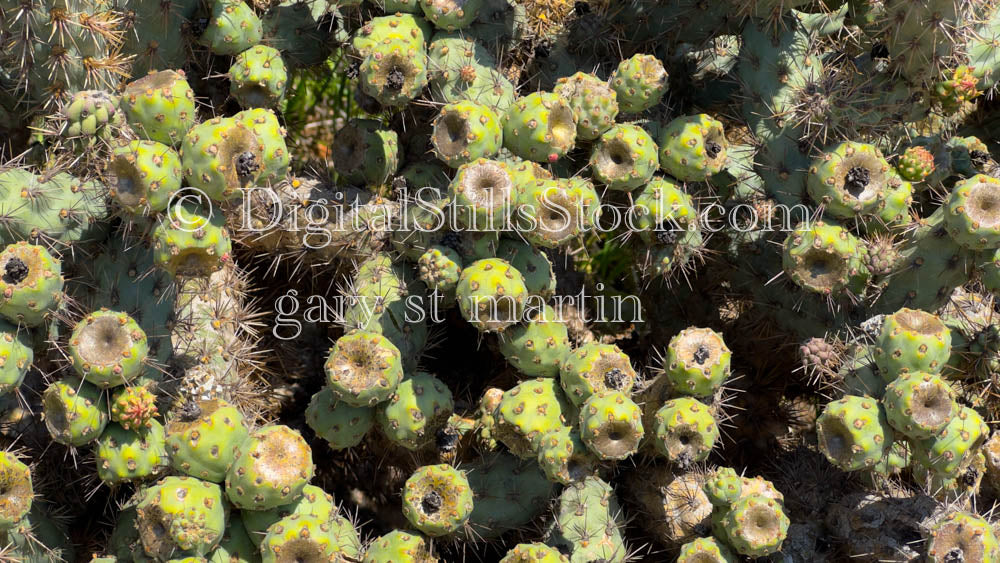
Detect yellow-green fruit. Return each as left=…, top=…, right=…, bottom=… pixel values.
left=944, top=174, right=1000, bottom=250
left=502, top=92, right=577, bottom=163
left=913, top=406, right=989, bottom=477
left=494, top=377, right=573, bottom=458
left=816, top=395, right=893, bottom=471
left=881, top=372, right=957, bottom=439
left=578, top=391, right=644, bottom=461
left=676, top=537, right=737, bottom=563
left=0, top=452, right=32, bottom=530
left=456, top=258, right=528, bottom=332
left=500, top=542, right=569, bottom=562
left=806, top=141, right=893, bottom=219
left=324, top=330, right=403, bottom=407
left=926, top=510, right=1000, bottom=563
left=260, top=513, right=361, bottom=563
left=362, top=530, right=435, bottom=563
left=152, top=199, right=232, bottom=276
left=69, top=309, right=148, bottom=389
left=560, top=342, right=637, bottom=407
left=875, top=308, right=952, bottom=379
left=376, top=372, right=454, bottom=450
left=652, top=397, right=719, bottom=465
left=0, top=242, right=64, bottom=327
left=225, top=425, right=314, bottom=510
left=719, top=494, right=789, bottom=557
left=610, top=54, right=668, bottom=113
left=43, top=376, right=108, bottom=447
left=96, top=421, right=168, bottom=486
left=658, top=114, right=727, bottom=182
left=136, top=476, right=227, bottom=559
left=401, top=464, right=474, bottom=536
left=166, top=399, right=249, bottom=483
left=663, top=327, right=731, bottom=397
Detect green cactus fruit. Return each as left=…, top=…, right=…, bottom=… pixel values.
left=555, top=72, right=619, bottom=141
left=875, top=308, right=952, bottom=378
left=96, top=420, right=168, bottom=486
left=611, top=53, right=668, bottom=113
left=501, top=542, right=569, bottom=562
left=377, top=372, right=454, bottom=450
left=418, top=244, right=463, bottom=297
left=456, top=258, right=527, bottom=332
left=579, top=391, right=644, bottom=461
left=560, top=342, right=637, bottom=406
left=500, top=303, right=570, bottom=378
left=449, top=158, right=515, bottom=231
left=324, top=330, right=403, bottom=407
left=351, top=14, right=431, bottom=58
left=677, top=537, right=737, bottom=563
left=663, top=327, right=731, bottom=397
left=503, top=92, right=577, bottom=163
left=229, top=45, right=287, bottom=108
left=589, top=123, right=659, bottom=192
left=360, top=38, right=429, bottom=107
left=241, top=484, right=337, bottom=548
left=945, top=174, right=1000, bottom=250
left=536, top=426, right=598, bottom=485
left=0, top=242, right=64, bottom=327
left=515, top=177, right=601, bottom=248
left=201, top=0, right=264, bottom=55
left=658, top=114, right=727, bottom=182
left=226, top=425, right=314, bottom=510
left=926, top=510, right=1000, bottom=563
left=816, top=395, right=893, bottom=471
left=897, top=145, right=936, bottom=181
left=432, top=100, right=503, bottom=167
left=630, top=176, right=698, bottom=240
left=782, top=221, right=868, bottom=296
left=122, top=70, right=198, bottom=147
left=0, top=320, right=31, bottom=395
left=882, top=372, right=958, bottom=440
left=0, top=452, right=31, bottom=530
left=702, top=467, right=742, bottom=507
left=806, top=141, right=894, bottom=219
left=110, top=385, right=160, bottom=431
left=166, top=399, right=249, bottom=483
left=260, top=513, right=361, bottom=563
left=305, top=386, right=374, bottom=450
left=494, top=377, right=574, bottom=459
left=233, top=107, right=289, bottom=187
left=208, top=514, right=256, bottom=563
left=495, top=238, right=555, bottom=299
left=402, top=464, right=474, bottom=536
left=181, top=117, right=264, bottom=201
left=152, top=199, right=232, bottom=276
left=43, top=376, right=107, bottom=447
left=362, top=530, right=434, bottom=563
left=545, top=476, right=626, bottom=562
left=108, top=140, right=184, bottom=214
left=60, top=90, right=123, bottom=146
left=913, top=405, right=989, bottom=477
left=136, top=476, right=227, bottom=559
left=69, top=309, right=148, bottom=388
left=420, top=0, right=484, bottom=30
left=652, top=397, right=719, bottom=465
left=720, top=494, right=789, bottom=557
left=332, top=119, right=401, bottom=187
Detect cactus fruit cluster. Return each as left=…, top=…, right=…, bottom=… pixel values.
left=6, top=0, right=1000, bottom=561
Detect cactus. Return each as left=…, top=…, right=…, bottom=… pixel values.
left=362, top=530, right=434, bottom=563
left=0, top=242, right=64, bottom=327
left=925, top=510, right=1000, bottom=563
left=332, top=119, right=401, bottom=187
left=449, top=158, right=515, bottom=231
left=782, top=221, right=868, bottom=296
left=241, top=484, right=337, bottom=548
left=499, top=304, right=570, bottom=378
left=560, top=342, right=637, bottom=406
left=200, top=0, right=264, bottom=56
left=122, top=70, right=198, bottom=147
left=536, top=426, right=598, bottom=485
left=181, top=117, right=263, bottom=201
left=229, top=45, right=288, bottom=108
left=874, top=308, right=952, bottom=379
left=152, top=198, right=232, bottom=277
left=912, top=405, right=989, bottom=477
left=718, top=494, right=790, bottom=557
left=376, top=372, right=454, bottom=450
left=68, top=309, right=148, bottom=388
left=494, top=377, right=573, bottom=458
left=232, top=108, right=289, bottom=186
left=360, top=38, right=429, bottom=107
left=0, top=320, right=31, bottom=396
left=166, top=399, right=249, bottom=483
left=610, top=54, right=668, bottom=114
left=806, top=141, right=894, bottom=219
left=578, top=391, right=644, bottom=461
left=456, top=258, right=527, bottom=332
left=652, top=397, right=719, bottom=466
left=225, top=425, right=314, bottom=510
left=0, top=452, right=32, bottom=530
left=677, top=537, right=737, bottom=563
left=108, top=140, right=184, bottom=214
left=545, top=476, right=626, bottom=562
left=944, top=174, right=1000, bottom=250
left=59, top=90, right=123, bottom=149
left=402, top=464, right=474, bottom=536
left=703, top=466, right=742, bottom=507
left=662, top=327, right=731, bottom=397
left=658, top=114, right=728, bottom=182
left=260, top=513, right=362, bottom=563
left=324, top=330, right=403, bottom=407
left=432, top=100, right=503, bottom=167
left=589, top=123, right=659, bottom=192
left=43, top=376, right=108, bottom=447
left=515, top=178, right=601, bottom=248
left=96, top=421, right=168, bottom=485
left=881, top=372, right=957, bottom=440
left=305, top=386, right=374, bottom=450
left=135, top=476, right=227, bottom=559
left=897, top=145, right=936, bottom=181
left=555, top=72, right=618, bottom=141
left=501, top=542, right=569, bottom=562
left=503, top=92, right=577, bottom=163
left=816, top=395, right=893, bottom=472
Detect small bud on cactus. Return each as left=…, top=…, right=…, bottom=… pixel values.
left=897, top=146, right=936, bottom=181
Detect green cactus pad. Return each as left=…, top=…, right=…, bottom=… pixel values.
left=360, top=38, right=429, bottom=107
left=500, top=304, right=570, bottom=378
left=420, top=0, right=484, bottom=30
left=200, top=0, right=264, bottom=55
left=702, top=467, right=742, bottom=507
left=545, top=476, right=626, bottom=562
left=501, top=542, right=569, bottom=562
left=332, top=119, right=401, bottom=187
left=242, top=484, right=337, bottom=548
left=536, top=426, right=598, bottom=485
